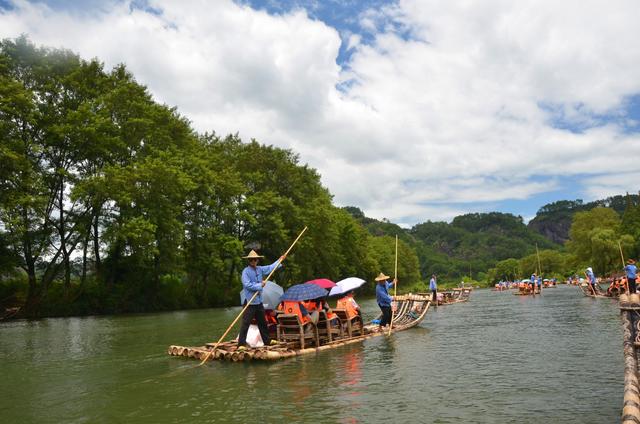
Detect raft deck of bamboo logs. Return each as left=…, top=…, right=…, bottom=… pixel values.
left=619, top=293, right=640, bottom=423
left=168, top=293, right=431, bottom=363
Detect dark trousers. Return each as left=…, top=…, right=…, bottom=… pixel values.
left=238, top=303, right=270, bottom=346
left=630, top=278, right=637, bottom=294
left=379, top=305, right=392, bottom=327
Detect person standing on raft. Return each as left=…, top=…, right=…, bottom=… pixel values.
left=238, top=250, right=284, bottom=349
left=586, top=267, right=598, bottom=294
left=625, top=259, right=637, bottom=294
left=375, top=273, right=396, bottom=330
left=429, top=274, right=438, bottom=306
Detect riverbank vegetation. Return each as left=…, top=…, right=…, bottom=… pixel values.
left=1, top=37, right=638, bottom=318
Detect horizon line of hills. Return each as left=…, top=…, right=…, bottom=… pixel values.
left=342, top=193, right=639, bottom=281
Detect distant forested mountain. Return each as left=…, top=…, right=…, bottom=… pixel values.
left=343, top=208, right=557, bottom=282
left=528, top=194, right=640, bottom=244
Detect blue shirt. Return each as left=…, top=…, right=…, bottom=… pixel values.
left=530, top=275, right=536, bottom=284
left=586, top=270, right=596, bottom=284
left=241, top=260, right=281, bottom=305
left=376, top=280, right=394, bottom=307
left=429, top=277, right=437, bottom=290
left=626, top=264, right=637, bottom=279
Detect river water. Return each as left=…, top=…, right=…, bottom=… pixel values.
left=0, top=285, right=622, bottom=423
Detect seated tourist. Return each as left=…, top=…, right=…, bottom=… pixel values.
left=336, top=291, right=361, bottom=319
left=278, top=300, right=311, bottom=324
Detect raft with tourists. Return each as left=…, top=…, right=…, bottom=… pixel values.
left=578, top=281, right=620, bottom=299
left=435, top=287, right=472, bottom=305
left=168, top=292, right=432, bottom=362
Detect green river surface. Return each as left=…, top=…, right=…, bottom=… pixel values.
left=0, top=285, right=622, bottom=423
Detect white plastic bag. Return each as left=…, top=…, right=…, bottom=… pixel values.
left=246, top=324, right=264, bottom=347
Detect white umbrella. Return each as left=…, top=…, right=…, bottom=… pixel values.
left=329, top=277, right=367, bottom=296
left=239, top=280, right=284, bottom=310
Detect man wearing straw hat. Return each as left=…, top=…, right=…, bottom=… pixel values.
left=625, top=259, right=637, bottom=294
left=375, top=272, right=396, bottom=330
left=237, top=250, right=284, bottom=349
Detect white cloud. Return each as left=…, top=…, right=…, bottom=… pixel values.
left=2, top=0, right=640, bottom=224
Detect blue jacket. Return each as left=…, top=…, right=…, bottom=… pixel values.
left=626, top=264, right=637, bottom=279
left=376, top=280, right=394, bottom=307
left=241, top=260, right=281, bottom=305
left=429, top=277, right=437, bottom=290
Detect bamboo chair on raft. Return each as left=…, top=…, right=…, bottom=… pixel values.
left=333, top=308, right=363, bottom=338
left=276, top=314, right=319, bottom=349
left=317, top=311, right=342, bottom=343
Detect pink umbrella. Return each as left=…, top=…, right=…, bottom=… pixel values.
left=306, top=278, right=336, bottom=289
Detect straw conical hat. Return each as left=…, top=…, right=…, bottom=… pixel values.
left=628, top=259, right=636, bottom=264
left=242, top=250, right=264, bottom=259
left=375, top=272, right=390, bottom=281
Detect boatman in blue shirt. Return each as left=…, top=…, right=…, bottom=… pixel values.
left=586, top=267, right=597, bottom=295
left=375, top=272, right=396, bottom=330
left=530, top=273, right=537, bottom=295
left=429, top=274, right=438, bottom=307
left=238, top=250, right=284, bottom=349
left=625, top=259, right=637, bottom=294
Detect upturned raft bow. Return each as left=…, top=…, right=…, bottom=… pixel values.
left=199, top=226, right=308, bottom=365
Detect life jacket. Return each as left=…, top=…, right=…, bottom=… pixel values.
left=337, top=296, right=359, bottom=319
left=302, top=300, right=318, bottom=312
left=280, top=301, right=310, bottom=324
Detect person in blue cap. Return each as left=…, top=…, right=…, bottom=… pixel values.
left=625, top=259, right=637, bottom=294
left=237, top=250, right=284, bottom=349
left=585, top=267, right=597, bottom=295
left=375, top=272, right=396, bottom=330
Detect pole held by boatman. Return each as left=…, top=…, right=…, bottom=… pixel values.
left=237, top=250, right=284, bottom=350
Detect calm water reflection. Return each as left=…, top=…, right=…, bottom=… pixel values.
left=0, top=285, right=622, bottom=423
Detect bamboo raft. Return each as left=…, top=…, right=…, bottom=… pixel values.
left=429, top=287, right=473, bottom=305
left=169, top=293, right=432, bottom=363
left=578, top=283, right=619, bottom=299
left=619, top=294, right=640, bottom=423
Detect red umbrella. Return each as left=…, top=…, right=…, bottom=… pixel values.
left=306, top=278, right=336, bottom=289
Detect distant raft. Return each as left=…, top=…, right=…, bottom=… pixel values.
left=169, top=293, right=432, bottom=363
left=578, top=282, right=619, bottom=299
left=619, top=294, right=640, bottom=423
left=436, top=287, right=473, bottom=304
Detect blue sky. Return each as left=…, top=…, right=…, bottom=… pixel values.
left=2, top=0, right=639, bottom=225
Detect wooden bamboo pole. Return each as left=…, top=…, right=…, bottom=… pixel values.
left=620, top=241, right=629, bottom=294
left=388, top=235, right=398, bottom=336
left=198, top=226, right=308, bottom=365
